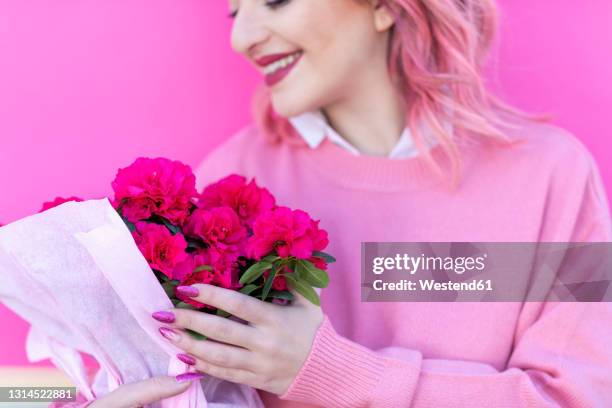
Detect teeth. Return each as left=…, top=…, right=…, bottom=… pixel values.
left=263, top=52, right=301, bottom=75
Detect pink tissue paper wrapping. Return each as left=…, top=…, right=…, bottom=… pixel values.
left=0, top=198, right=264, bottom=408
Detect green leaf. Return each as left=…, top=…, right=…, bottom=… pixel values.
left=193, top=264, right=213, bottom=273
left=290, top=258, right=302, bottom=279
left=285, top=274, right=320, bottom=306
left=175, top=301, right=199, bottom=311
left=116, top=198, right=128, bottom=216
left=187, top=240, right=207, bottom=250
left=297, top=260, right=330, bottom=288
left=294, top=261, right=304, bottom=280
left=171, top=298, right=181, bottom=306
left=239, top=261, right=272, bottom=285
left=239, top=284, right=260, bottom=296
left=262, top=255, right=280, bottom=263
left=312, top=251, right=336, bottom=264
left=270, top=290, right=294, bottom=301
left=261, top=266, right=277, bottom=302
left=122, top=217, right=136, bottom=233
left=159, top=217, right=181, bottom=235
left=162, top=281, right=177, bottom=298
left=216, top=309, right=231, bottom=318
left=153, top=269, right=169, bottom=283
left=185, top=328, right=207, bottom=341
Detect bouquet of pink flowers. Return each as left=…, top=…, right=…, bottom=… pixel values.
left=0, top=157, right=334, bottom=407
left=42, top=157, right=334, bottom=331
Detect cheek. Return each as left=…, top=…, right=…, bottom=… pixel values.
left=269, top=0, right=378, bottom=114
left=281, top=0, right=370, bottom=63
left=278, top=4, right=335, bottom=53
left=267, top=10, right=342, bottom=107
left=301, top=26, right=375, bottom=102
left=302, top=5, right=376, bottom=75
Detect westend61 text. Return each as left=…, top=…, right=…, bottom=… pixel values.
left=373, top=279, right=493, bottom=292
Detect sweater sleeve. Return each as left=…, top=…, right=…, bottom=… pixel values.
left=281, top=301, right=612, bottom=407
left=280, top=150, right=612, bottom=407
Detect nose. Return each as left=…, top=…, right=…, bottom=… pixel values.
left=230, top=6, right=269, bottom=60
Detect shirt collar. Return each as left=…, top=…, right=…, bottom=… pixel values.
left=288, top=109, right=444, bottom=159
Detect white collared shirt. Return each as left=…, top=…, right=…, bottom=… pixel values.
left=289, top=110, right=447, bottom=159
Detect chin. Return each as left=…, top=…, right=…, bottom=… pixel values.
left=270, top=87, right=322, bottom=119
left=270, top=96, right=310, bottom=119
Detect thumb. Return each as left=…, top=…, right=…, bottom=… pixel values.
left=90, top=375, right=196, bottom=408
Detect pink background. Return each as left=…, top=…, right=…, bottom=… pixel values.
left=0, top=2, right=611, bottom=366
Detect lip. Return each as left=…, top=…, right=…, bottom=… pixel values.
left=254, top=51, right=300, bottom=67
left=261, top=52, right=303, bottom=87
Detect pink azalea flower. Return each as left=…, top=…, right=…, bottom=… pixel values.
left=184, top=206, right=247, bottom=253
left=112, top=157, right=196, bottom=225
left=173, top=252, right=213, bottom=283
left=132, top=222, right=188, bottom=279
left=309, top=255, right=329, bottom=271
left=247, top=207, right=329, bottom=260
left=173, top=252, right=217, bottom=309
left=206, top=248, right=242, bottom=290
left=198, top=174, right=275, bottom=227
left=174, top=248, right=241, bottom=308
left=263, top=270, right=288, bottom=291
left=39, top=196, right=84, bottom=213
left=272, top=275, right=288, bottom=291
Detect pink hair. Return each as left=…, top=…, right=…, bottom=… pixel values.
left=251, top=0, right=549, bottom=185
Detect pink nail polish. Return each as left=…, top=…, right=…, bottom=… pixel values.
left=177, top=353, right=196, bottom=366
left=159, top=327, right=179, bottom=341
left=152, top=311, right=175, bottom=323
left=175, top=372, right=205, bottom=383
left=176, top=286, right=199, bottom=297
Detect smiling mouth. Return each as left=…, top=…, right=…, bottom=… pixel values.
left=262, top=51, right=303, bottom=87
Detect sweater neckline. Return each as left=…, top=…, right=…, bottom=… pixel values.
left=297, top=136, right=477, bottom=192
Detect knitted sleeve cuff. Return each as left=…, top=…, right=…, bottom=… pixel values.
left=279, top=315, right=422, bottom=407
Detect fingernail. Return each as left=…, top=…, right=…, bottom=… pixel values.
left=177, top=353, right=196, bottom=366
left=176, top=285, right=199, bottom=297
left=152, top=311, right=175, bottom=323
left=159, top=327, right=180, bottom=341
left=175, top=372, right=205, bottom=383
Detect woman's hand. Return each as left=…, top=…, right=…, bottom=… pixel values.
left=88, top=374, right=199, bottom=408
left=152, top=284, right=324, bottom=396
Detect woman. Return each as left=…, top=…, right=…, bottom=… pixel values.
left=71, top=0, right=612, bottom=406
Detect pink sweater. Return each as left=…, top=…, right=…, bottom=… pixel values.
left=193, top=121, right=612, bottom=407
